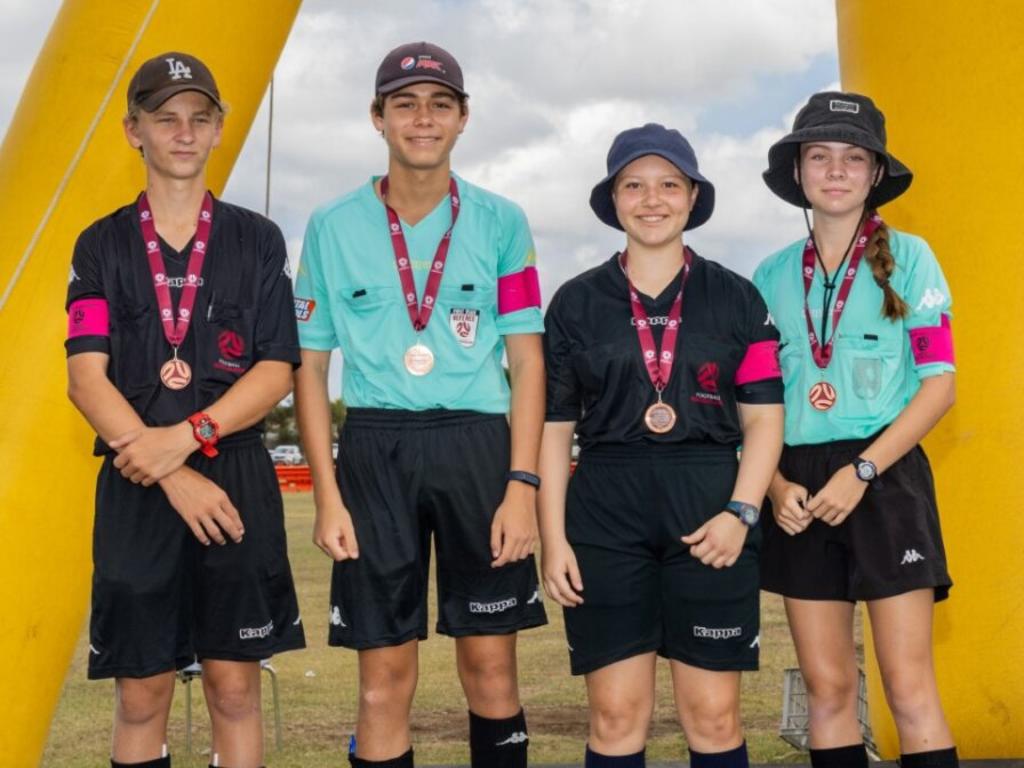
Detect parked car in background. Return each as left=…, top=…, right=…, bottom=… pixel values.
left=270, top=444, right=304, bottom=465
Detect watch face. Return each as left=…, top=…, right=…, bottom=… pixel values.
left=198, top=422, right=216, bottom=441
left=740, top=507, right=759, bottom=526
left=856, top=461, right=876, bottom=481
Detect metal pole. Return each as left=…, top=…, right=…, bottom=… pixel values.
left=264, top=76, right=274, bottom=218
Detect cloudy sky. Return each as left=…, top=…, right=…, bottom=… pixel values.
left=0, top=0, right=839, bottom=301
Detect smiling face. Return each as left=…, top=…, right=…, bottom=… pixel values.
left=798, top=141, right=881, bottom=216
left=371, top=82, right=469, bottom=173
left=612, top=154, right=698, bottom=249
left=123, top=90, right=222, bottom=182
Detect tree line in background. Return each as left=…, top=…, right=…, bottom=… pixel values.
left=265, top=399, right=346, bottom=447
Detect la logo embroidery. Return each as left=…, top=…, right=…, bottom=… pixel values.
left=165, top=57, right=193, bottom=81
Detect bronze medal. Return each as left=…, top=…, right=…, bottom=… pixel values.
left=808, top=381, right=837, bottom=411
left=404, top=343, right=435, bottom=376
left=160, top=357, right=192, bottom=389
left=644, top=401, right=677, bottom=433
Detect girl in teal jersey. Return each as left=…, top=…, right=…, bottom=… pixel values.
left=753, top=92, right=958, bottom=768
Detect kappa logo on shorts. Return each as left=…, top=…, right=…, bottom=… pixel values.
left=330, top=606, right=347, bottom=627
left=469, top=597, right=518, bottom=614
left=900, top=549, right=926, bottom=565
left=239, top=620, right=274, bottom=640
left=88, top=644, right=101, bottom=656
left=526, top=588, right=541, bottom=605
left=294, top=297, right=316, bottom=321
left=749, top=634, right=760, bottom=649
left=693, top=625, right=742, bottom=640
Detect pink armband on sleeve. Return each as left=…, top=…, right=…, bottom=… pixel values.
left=497, top=266, right=541, bottom=315
left=909, top=313, right=955, bottom=366
left=67, top=298, right=110, bottom=339
left=735, top=340, right=781, bottom=385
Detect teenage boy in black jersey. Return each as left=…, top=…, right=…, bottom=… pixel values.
left=65, top=52, right=304, bottom=768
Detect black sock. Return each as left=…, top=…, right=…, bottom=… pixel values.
left=809, top=743, right=869, bottom=768
left=900, top=747, right=959, bottom=768
left=469, top=709, right=529, bottom=768
left=111, top=757, right=170, bottom=768
left=688, top=741, right=749, bottom=768
left=584, top=745, right=646, bottom=767
left=348, top=748, right=414, bottom=768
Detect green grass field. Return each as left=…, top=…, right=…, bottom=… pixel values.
left=41, top=493, right=853, bottom=767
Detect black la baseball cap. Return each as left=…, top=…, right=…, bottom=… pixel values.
left=375, top=41, right=467, bottom=98
left=127, top=52, right=223, bottom=112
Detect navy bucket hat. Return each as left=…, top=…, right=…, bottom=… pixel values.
left=763, top=91, right=912, bottom=208
left=590, top=123, right=715, bottom=232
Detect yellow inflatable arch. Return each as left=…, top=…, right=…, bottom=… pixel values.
left=837, top=0, right=1024, bottom=758
left=0, top=2, right=300, bottom=765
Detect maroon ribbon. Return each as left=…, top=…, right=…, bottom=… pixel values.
left=138, top=191, right=214, bottom=349
left=621, top=248, right=692, bottom=392
left=802, top=213, right=882, bottom=368
left=381, top=176, right=460, bottom=332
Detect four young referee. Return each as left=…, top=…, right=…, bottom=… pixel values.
left=63, top=41, right=958, bottom=768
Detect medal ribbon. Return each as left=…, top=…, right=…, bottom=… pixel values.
left=621, top=248, right=691, bottom=392
left=802, top=213, right=882, bottom=368
left=138, top=191, right=214, bottom=349
left=381, top=176, right=460, bottom=332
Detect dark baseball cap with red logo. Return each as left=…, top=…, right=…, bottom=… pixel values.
left=375, top=41, right=467, bottom=98
left=127, top=52, right=223, bottom=112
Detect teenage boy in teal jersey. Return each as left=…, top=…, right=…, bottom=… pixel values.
left=293, top=42, right=546, bottom=768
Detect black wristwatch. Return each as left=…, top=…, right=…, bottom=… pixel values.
left=724, top=500, right=760, bottom=527
left=851, top=457, right=878, bottom=483
left=507, top=470, right=541, bottom=489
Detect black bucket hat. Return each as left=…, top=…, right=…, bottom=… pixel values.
left=590, top=123, right=715, bottom=232
left=763, top=91, right=912, bottom=208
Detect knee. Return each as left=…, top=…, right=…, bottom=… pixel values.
left=360, top=664, right=416, bottom=711
left=460, top=654, right=517, bottom=699
left=883, top=669, right=936, bottom=727
left=591, top=699, right=647, bottom=746
left=204, top=672, right=260, bottom=723
left=116, top=678, right=173, bottom=726
left=684, top=708, right=741, bottom=749
left=803, top=668, right=859, bottom=719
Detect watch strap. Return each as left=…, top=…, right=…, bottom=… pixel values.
left=187, top=411, right=220, bottom=458
left=724, top=499, right=759, bottom=527
left=507, top=470, right=541, bottom=489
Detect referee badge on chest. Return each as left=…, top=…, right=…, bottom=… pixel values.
left=449, top=308, right=480, bottom=348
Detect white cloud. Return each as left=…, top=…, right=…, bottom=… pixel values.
left=0, top=0, right=838, bottom=305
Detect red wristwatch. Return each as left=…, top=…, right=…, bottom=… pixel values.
left=187, top=412, right=220, bottom=458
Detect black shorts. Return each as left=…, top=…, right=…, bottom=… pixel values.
left=89, top=435, right=305, bottom=680
left=761, top=436, right=952, bottom=603
left=330, top=409, right=547, bottom=649
left=563, top=443, right=760, bottom=676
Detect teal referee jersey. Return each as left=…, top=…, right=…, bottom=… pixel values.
left=295, top=174, right=543, bottom=413
left=753, top=228, right=955, bottom=446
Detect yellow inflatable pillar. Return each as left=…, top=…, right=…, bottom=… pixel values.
left=0, top=1, right=301, bottom=765
left=836, top=0, right=1024, bottom=758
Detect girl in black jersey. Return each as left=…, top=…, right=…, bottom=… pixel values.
left=538, top=124, right=784, bottom=768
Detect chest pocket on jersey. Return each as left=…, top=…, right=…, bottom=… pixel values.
left=678, top=332, right=743, bottom=411
left=202, top=300, right=255, bottom=391
left=111, top=300, right=161, bottom=406
left=438, top=285, right=495, bottom=351
left=836, top=332, right=900, bottom=401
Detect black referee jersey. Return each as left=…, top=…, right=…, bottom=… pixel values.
left=65, top=196, right=300, bottom=453
left=544, top=252, right=783, bottom=450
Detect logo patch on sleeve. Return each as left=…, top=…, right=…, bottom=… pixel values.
left=294, top=297, right=316, bottom=321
